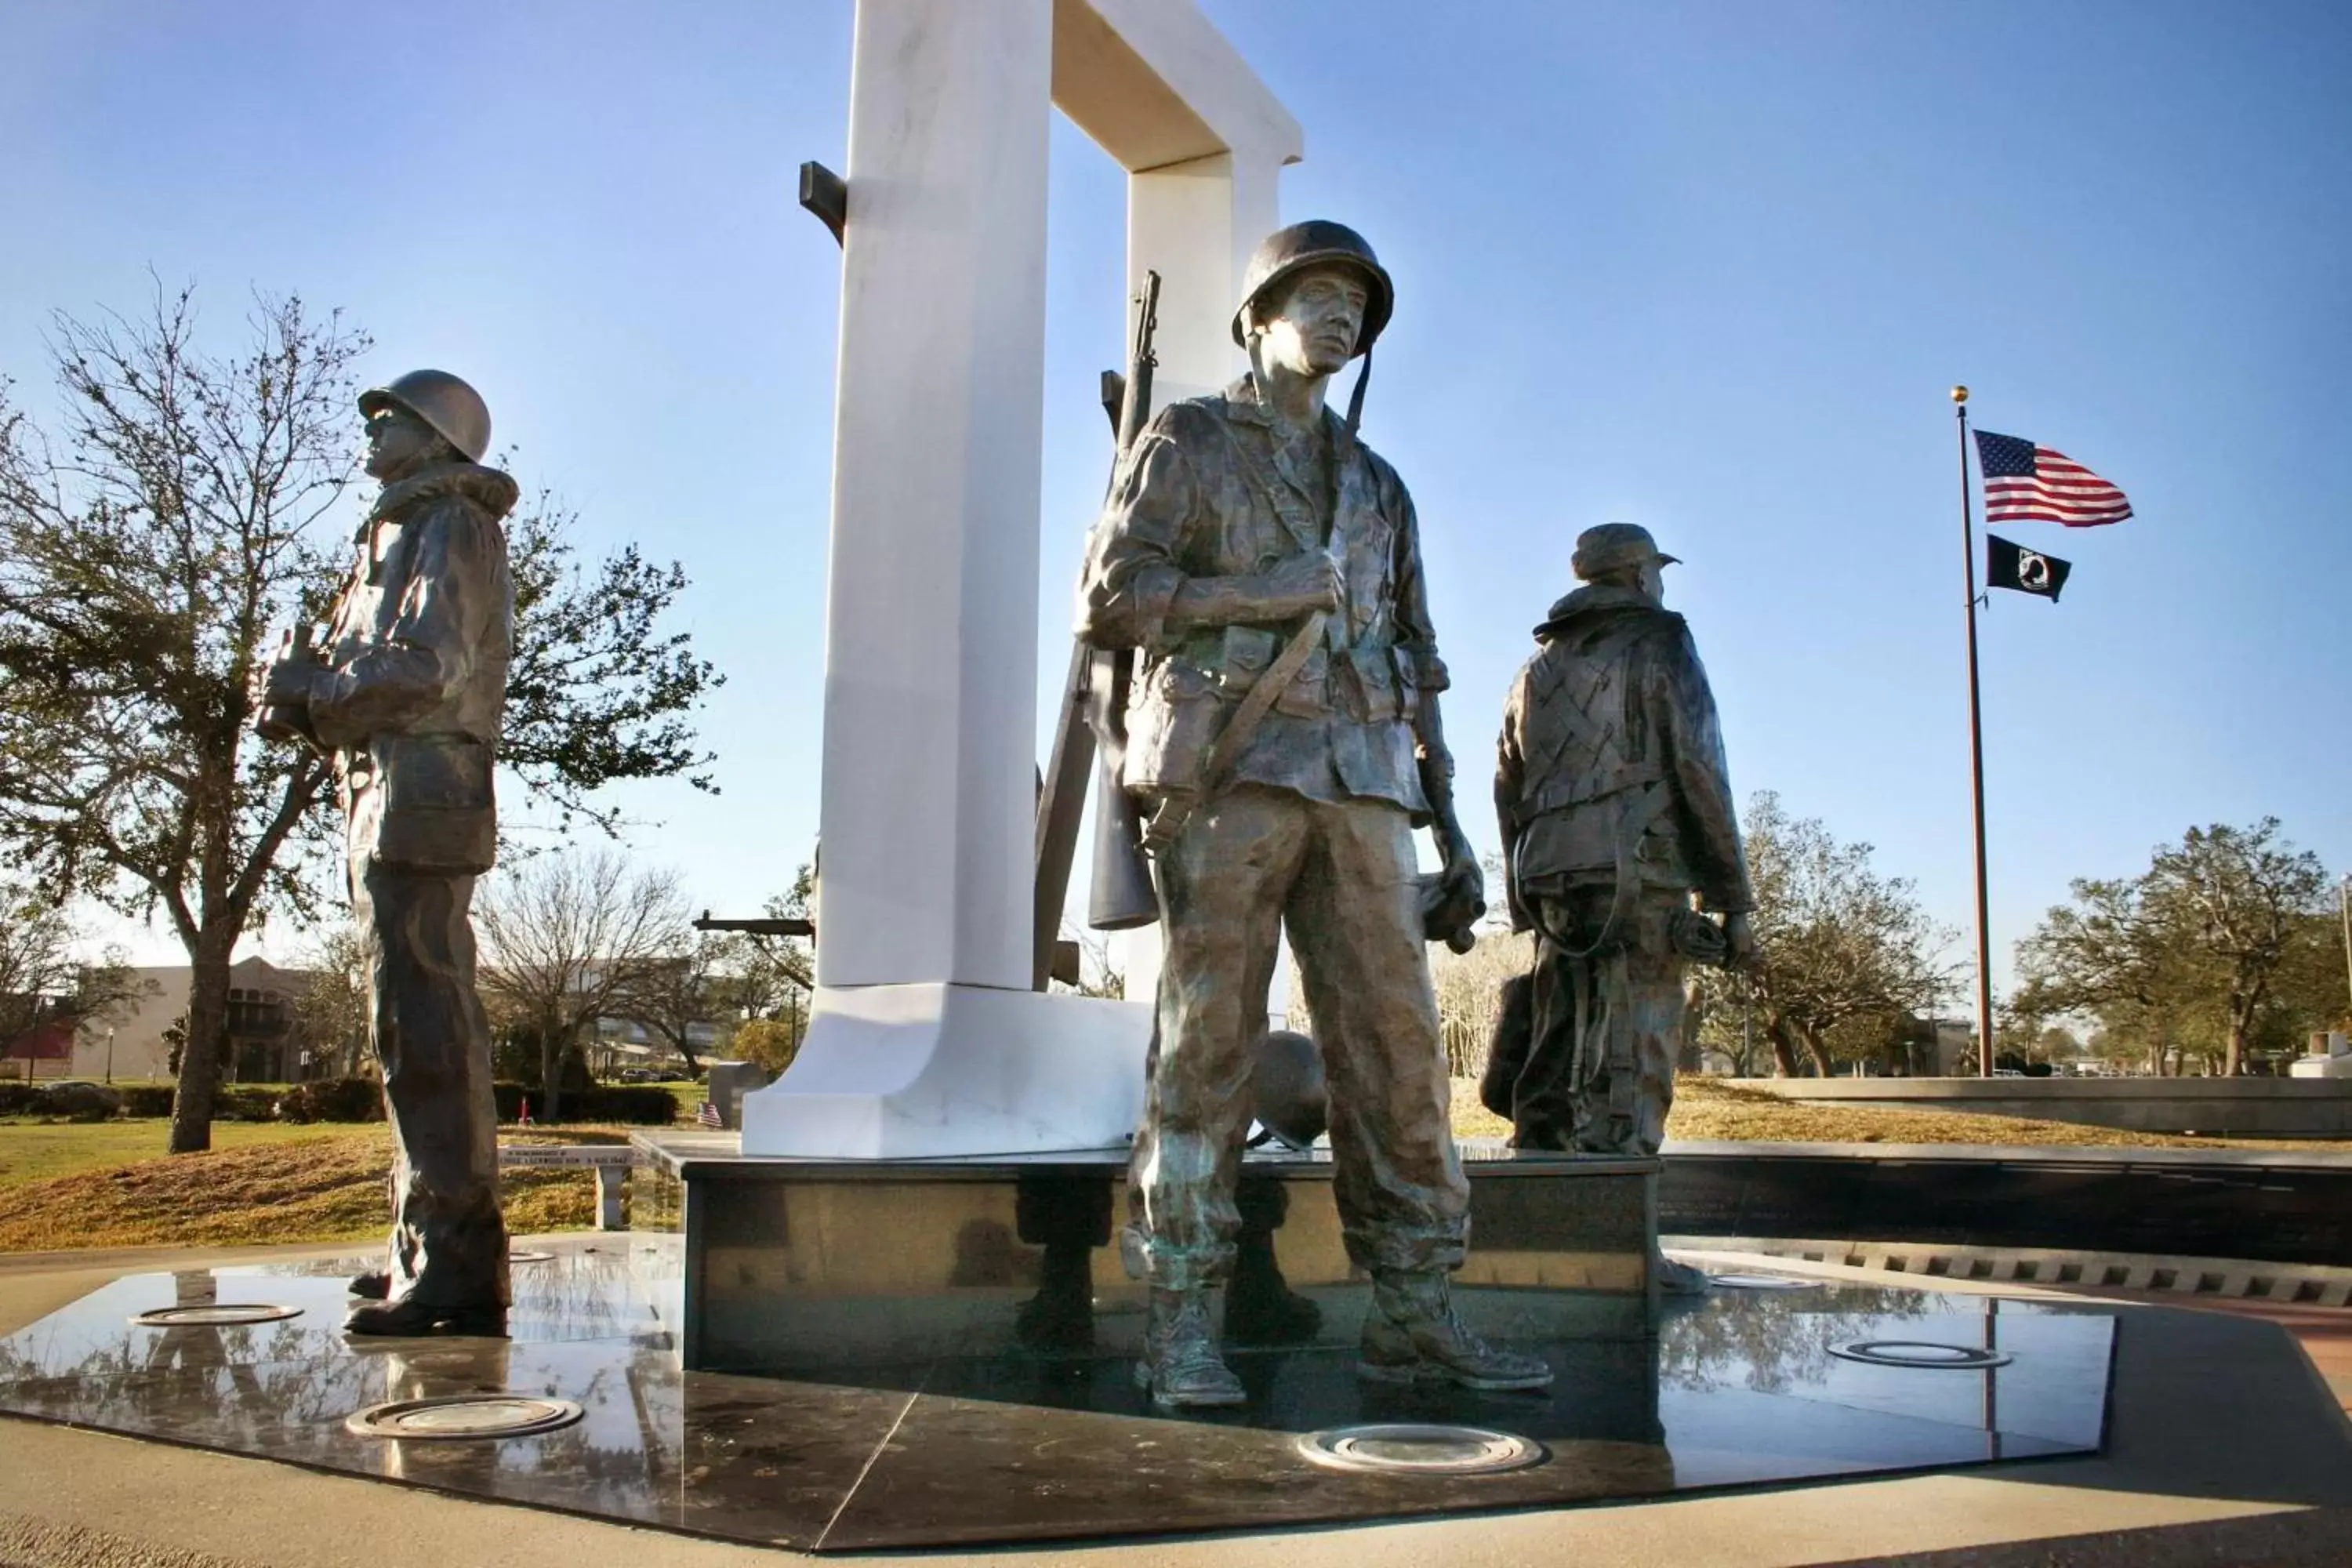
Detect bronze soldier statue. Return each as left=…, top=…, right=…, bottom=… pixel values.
left=1081, top=221, right=1551, bottom=1406
left=254, top=369, right=516, bottom=1335
left=1486, top=524, right=1753, bottom=1291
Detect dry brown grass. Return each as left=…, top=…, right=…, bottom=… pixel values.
left=1453, top=1074, right=2348, bottom=1151
left=0, top=1125, right=617, bottom=1252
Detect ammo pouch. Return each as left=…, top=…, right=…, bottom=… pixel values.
left=370, top=734, right=496, bottom=874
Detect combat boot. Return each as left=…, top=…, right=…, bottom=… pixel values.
left=343, top=1297, right=508, bottom=1338
left=1656, top=1250, right=1711, bottom=1296
left=1134, top=1287, right=1245, bottom=1407
left=1358, top=1271, right=1554, bottom=1392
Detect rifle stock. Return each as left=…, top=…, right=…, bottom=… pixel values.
left=1083, top=271, right=1161, bottom=932
left=1032, top=275, right=1163, bottom=989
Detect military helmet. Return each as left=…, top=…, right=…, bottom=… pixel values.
left=1248, top=1028, right=1329, bottom=1152
left=1571, top=522, right=1680, bottom=582
left=358, top=369, right=492, bottom=464
left=1230, top=220, right=1394, bottom=358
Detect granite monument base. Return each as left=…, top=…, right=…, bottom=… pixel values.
left=632, top=1134, right=1661, bottom=1377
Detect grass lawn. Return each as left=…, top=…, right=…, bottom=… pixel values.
left=0, top=1119, right=640, bottom=1253
left=0, top=1120, right=359, bottom=1191
left=1454, top=1075, right=2352, bottom=1150
left=7, top=1073, right=2339, bottom=1257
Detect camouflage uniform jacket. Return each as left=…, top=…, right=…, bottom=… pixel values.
left=1079, top=376, right=1447, bottom=820
left=1494, top=583, right=1750, bottom=924
left=307, top=462, right=517, bottom=876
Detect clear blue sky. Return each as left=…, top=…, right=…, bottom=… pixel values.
left=5, top=1, right=2347, bottom=992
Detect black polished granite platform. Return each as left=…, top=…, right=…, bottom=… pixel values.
left=0, top=1239, right=2116, bottom=1552
left=633, top=1134, right=1663, bottom=1375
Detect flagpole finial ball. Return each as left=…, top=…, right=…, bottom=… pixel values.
left=1951, top=385, right=1969, bottom=404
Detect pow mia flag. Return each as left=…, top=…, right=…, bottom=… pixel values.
left=1987, top=533, right=2072, bottom=602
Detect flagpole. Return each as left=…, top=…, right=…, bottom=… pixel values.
left=1954, top=386, right=1994, bottom=1077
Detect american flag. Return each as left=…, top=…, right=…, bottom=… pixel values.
left=1973, top=430, right=2132, bottom=528
left=695, top=1101, right=723, bottom=1129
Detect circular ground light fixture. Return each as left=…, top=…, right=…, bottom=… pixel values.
left=132, top=1304, right=303, bottom=1327
left=1831, top=1339, right=2013, bottom=1370
left=1296, top=1424, right=1546, bottom=1476
left=1706, top=1273, right=1817, bottom=1290
left=507, top=1250, right=555, bottom=1265
left=345, top=1394, right=584, bottom=1441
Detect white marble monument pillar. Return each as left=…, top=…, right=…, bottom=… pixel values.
left=742, top=0, right=1301, bottom=1157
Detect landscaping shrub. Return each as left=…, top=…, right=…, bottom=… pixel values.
left=274, top=1077, right=385, bottom=1123
left=492, top=1082, right=675, bottom=1124
left=216, top=1086, right=283, bottom=1123
left=0, top=1083, right=39, bottom=1116
left=118, top=1085, right=176, bottom=1117
left=38, top=1081, right=123, bottom=1122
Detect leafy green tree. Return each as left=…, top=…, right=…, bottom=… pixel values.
left=726, top=1017, right=804, bottom=1078
left=0, top=283, right=719, bottom=1150
left=2151, top=821, right=2330, bottom=1076
left=2016, top=818, right=2330, bottom=1076
left=718, top=862, right=818, bottom=1021
left=1695, top=793, right=1962, bottom=1076
left=2012, top=873, right=2211, bottom=1074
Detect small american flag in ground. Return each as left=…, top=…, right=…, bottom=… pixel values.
left=1974, top=430, right=2132, bottom=527
left=695, top=1101, right=723, bottom=1129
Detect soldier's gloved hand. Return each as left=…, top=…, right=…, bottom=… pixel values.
left=249, top=659, right=314, bottom=745
left=1431, top=831, right=1485, bottom=929
left=1723, top=912, right=1758, bottom=970
left=260, top=659, right=314, bottom=708
left=1256, top=550, right=1344, bottom=619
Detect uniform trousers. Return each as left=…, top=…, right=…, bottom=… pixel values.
left=1126, top=785, right=1469, bottom=1290
left=351, top=852, right=510, bottom=1308
left=1509, top=886, right=1688, bottom=1157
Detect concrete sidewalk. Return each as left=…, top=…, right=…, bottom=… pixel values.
left=2, top=1243, right=2348, bottom=1567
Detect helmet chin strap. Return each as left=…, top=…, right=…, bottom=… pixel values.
left=1341, top=343, right=1371, bottom=441
left=1242, top=332, right=1374, bottom=439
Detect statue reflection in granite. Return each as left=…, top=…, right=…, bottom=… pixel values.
left=251, top=369, right=517, bottom=1336
left=1485, top=523, right=1755, bottom=1295
left=1007, top=1030, right=1327, bottom=1360
left=1080, top=220, right=1552, bottom=1408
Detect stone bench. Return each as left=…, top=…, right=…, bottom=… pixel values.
left=499, top=1143, right=637, bottom=1230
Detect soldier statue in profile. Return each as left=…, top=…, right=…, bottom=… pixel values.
left=1485, top=523, right=1754, bottom=1292
left=1081, top=221, right=1551, bottom=1406
left=252, top=369, right=516, bottom=1335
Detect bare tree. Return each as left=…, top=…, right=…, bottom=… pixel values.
left=290, top=923, right=371, bottom=1079
left=0, top=281, right=720, bottom=1151
left=613, top=930, right=732, bottom=1074
left=0, top=879, right=141, bottom=1048
left=476, top=850, right=689, bottom=1119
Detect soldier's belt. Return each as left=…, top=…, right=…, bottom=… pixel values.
left=1141, top=609, right=1327, bottom=855
left=1511, top=761, right=1665, bottom=833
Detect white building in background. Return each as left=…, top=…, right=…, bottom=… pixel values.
left=68, top=957, right=321, bottom=1083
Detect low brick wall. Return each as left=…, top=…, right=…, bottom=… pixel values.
left=1726, top=1076, right=2352, bottom=1136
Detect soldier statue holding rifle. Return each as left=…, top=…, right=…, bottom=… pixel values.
left=1080, top=221, right=1551, bottom=1406
left=252, top=369, right=516, bottom=1336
